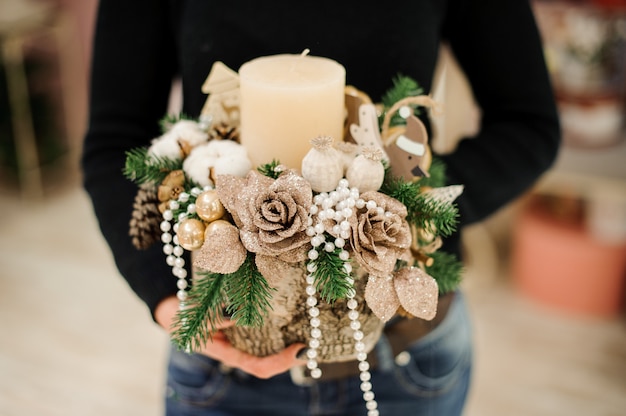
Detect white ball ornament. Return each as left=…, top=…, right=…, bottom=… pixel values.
left=301, top=136, right=344, bottom=193
left=346, top=148, right=385, bottom=192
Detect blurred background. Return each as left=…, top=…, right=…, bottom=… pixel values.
left=0, top=0, right=625, bottom=415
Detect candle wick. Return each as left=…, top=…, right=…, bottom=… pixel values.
left=300, top=49, right=310, bottom=57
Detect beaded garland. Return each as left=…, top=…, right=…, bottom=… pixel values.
left=161, top=186, right=209, bottom=308
left=305, top=178, right=378, bottom=413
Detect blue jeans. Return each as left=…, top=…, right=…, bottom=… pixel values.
left=165, top=291, right=472, bottom=416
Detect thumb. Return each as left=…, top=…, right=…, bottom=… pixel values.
left=286, top=343, right=308, bottom=364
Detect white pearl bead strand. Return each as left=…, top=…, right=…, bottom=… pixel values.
left=161, top=186, right=211, bottom=310
left=306, top=178, right=378, bottom=414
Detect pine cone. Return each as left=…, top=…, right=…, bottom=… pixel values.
left=129, top=183, right=162, bottom=250
left=210, top=122, right=240, bottom=142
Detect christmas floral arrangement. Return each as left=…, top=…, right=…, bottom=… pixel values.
left=125, top=56, right=463, bottom=415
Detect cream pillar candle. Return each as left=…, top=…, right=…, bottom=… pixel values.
left=239, top=53, right=346, bottom=169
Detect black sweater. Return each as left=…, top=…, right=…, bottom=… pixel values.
left=82, top=0, right=560, bottom=318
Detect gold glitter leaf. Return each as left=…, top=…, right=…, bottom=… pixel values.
left=364, top=275, right=400, bottom=322
left=393, top=267, right=439, bottom=321
left=215, top=174, right=247, bottom=227
left=254, top=255, right=294, bottom=288
left=193, top=220, right=247, bottom=274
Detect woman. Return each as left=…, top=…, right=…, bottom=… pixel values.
left=82, top=1, right=560, bottom=414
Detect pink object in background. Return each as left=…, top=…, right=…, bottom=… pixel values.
left=512, top=197, right=626, bottom=318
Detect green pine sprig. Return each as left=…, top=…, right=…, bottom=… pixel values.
left=418, top=157, right=447, bottom=188
left=412, top=194, right=459, bottom=237
left=171, top=253, right=275, bottom=352
left=171, top=271, right=228, bottom=352
left=309, top=241, right=354, bottom=303
left=380, top=176, right=421, bottom=223
left=123, top=147, right=183, bottom=185
left=381, top=175, right=458, bottom=237
left=257, top=159, right=283, bottom=179
left=380, top=74, right=425, bottom=127
left=224, top=253, right=275, bottom=327
left=425, top=251, right=463, bottom=295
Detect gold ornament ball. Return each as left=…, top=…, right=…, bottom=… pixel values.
left=177, top=218, right=206, bottom=250
left=195, top=190, right=225, bottom=222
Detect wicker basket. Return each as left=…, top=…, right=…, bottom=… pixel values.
left=221, top=261, right=383, bottom=362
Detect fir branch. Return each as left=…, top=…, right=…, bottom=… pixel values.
left=171, top=271, right=227, bottom=352
left=380, top=74, right=424, bottom=127
left=418, top=157, right=447, bottom=188
left=257, top=159, right=283, bottom=179
left=123, top=147, right=183, bottom=185
left=425, top=251, right=463, bottom=295
left=411, top=194, right=459, bottom=237
left=381, top=175, right=458, bottom=237
left=382, top=74, right=424, bottom=109
left=380, top=176, right=422, bottom=223
left=310, top=243, right=354, bottom=303
left=224, top=253, right=275, bottom=328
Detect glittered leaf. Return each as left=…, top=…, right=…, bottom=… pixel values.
left=254, top=254, right=294, bottom=289
left=364, top=275, right=400, bottom=322
left=194, top=220, right=246, bottom=274
left=215, top=174, right=247, bottom=227
left=422, top=185, right=464, bottom=205
left=393, top=267, right=438, bottom=321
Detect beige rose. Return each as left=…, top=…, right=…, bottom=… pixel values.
left=347, top=191, right=411, bottom=276
left=216, top=170, right=312, bottom=263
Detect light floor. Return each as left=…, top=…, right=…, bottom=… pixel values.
left=1, top=179, right=625, bottom=416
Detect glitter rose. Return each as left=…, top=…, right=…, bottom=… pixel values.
left=346, top=191, right=412, bottom=276
left=216, top=170, right=312, bottom=263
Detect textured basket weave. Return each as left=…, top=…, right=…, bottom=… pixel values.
left=221, top=262, right=384, bottom=362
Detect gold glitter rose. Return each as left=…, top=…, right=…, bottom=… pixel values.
left=216, top=170, right=312, bottom=263
left=344, top=191, right=412, bottom=276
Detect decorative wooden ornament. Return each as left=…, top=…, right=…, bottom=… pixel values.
left=200, top=61, right=241, bottom=127
left=384, top=115, right=432, bottom=180
left=349, top=103, right=389, bottom=162
left=344, top=86, right=372, bottom=144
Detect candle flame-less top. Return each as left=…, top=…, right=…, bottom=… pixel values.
left=238, top=54, right=346, bottom=169
left=240, top=54, right=345, bottom=87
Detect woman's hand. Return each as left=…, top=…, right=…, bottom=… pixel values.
left=155, top=296, right=306, bottom=379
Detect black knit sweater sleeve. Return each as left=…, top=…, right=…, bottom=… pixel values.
left=81, top=0, right=179, bottom=316
left=440, top=0, right=561, bottom=225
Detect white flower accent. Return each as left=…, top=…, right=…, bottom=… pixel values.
left=183, top=139, right=251, bottom=187
left=148, top=120, right=209, bottom=159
